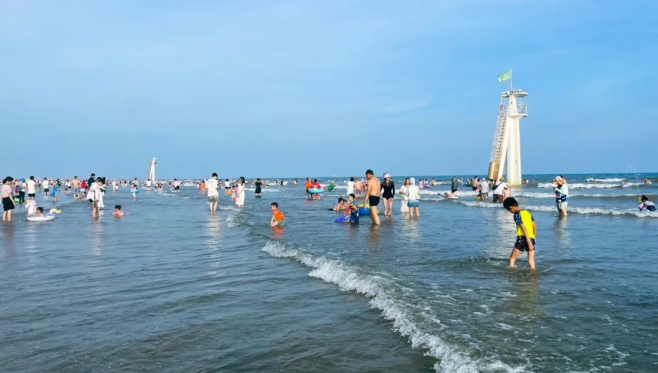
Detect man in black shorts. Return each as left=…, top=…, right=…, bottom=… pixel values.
left=364, top=169, right=381, bottom=225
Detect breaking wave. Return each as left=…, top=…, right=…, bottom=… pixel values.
left=537, top=182, right=642, bottom=189
left=262, top=241, right=527, bottom=373
left=458, top=201, right=658, bottom=218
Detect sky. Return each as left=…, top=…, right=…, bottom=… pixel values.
left=1, top=0, right=657, bottom=179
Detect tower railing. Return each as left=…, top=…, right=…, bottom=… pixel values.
left=499, top=103, right=528, bottom=116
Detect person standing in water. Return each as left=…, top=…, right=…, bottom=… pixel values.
left=451, top=176, right=459, bottom=194
left=503, top=197, right=537, bottom=269
left=206, top=172, right=220, bottom=212
left=26, top=176, right=37, bottom=201
left=236, top=177, right=246, bottom=207
left=254, top=178, right=263, bottom=198
left=347, top=177, right=355, bottom=197
left=406, top=178, right=421, bottom=217
left=88, top=177, right=102, bottom=218
left=71, top=176, right=80, bottom=197
left=479, top=178, right=490, bottom=201
left=305, top=178, right=312, bottom=199
left=381, top=173, right=395, bottom=216
left=398, top=178, right=410, bottom=214
left=42, top=178, right=50, bottom=198
left=553, top=175, right=569, bottom=217
left=2, top=177, right=16, bottom=222
left=364, top=169, right=381, bottom=225
left=493, top=177, right=507, bottom=203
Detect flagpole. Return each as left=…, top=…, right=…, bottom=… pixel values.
left=510, top=68, right=513, bottom=91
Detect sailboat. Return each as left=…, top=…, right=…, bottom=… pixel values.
left=147, top=157, right=156, bottom=182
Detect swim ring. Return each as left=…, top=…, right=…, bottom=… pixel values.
left=358, top=204, right=370, bottom=215
left=334, top=215, right=349, bottom=223
left=327, top=184, right=336, bottom=192
left=27, top=215, right=56, bottom=222
left=308, top=188, right=324, bottom=194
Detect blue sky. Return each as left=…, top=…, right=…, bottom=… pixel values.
left=1, top=0, right=656, bottom=178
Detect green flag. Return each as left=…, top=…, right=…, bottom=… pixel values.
left=497, top=70, right=512, bottom=82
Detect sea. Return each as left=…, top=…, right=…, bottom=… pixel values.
left=1, top=173, right=657, bottom=373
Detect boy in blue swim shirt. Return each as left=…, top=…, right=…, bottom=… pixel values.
left=503, top=197, right=537, bottom=269
left=347, top=193, right=359, bottom=224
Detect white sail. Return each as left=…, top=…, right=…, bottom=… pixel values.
left=147, top=158, right=157, bottom=181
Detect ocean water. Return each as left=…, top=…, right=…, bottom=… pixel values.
left=1, top=173, right=657, bottom=373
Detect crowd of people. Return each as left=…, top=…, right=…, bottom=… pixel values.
left=5, top=170, right=656, bottom=271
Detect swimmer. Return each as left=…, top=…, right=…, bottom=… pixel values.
left=645, top=178, right=652, bottom=185
left=639, top=195, right=656, bottom=211
left=112, top=205, right=124, bottom=217
left=332, top=197, right=347, bottom=211
left=364, top=169, right=381, bottom=225
left=270, top=202, right=285, bottom=227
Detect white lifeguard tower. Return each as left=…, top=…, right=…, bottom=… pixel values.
left=487, top=89, right=528, bottom=186
left=147, top=157, right=157, bottom=181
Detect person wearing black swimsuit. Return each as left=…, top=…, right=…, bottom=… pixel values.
left=255, top=178, right=262, bottom=198
left=381, top=173, right=395, bottom=216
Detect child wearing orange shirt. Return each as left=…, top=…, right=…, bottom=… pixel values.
left=270, top=202, right=285, bottom=227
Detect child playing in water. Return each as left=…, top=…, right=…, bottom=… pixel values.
left=347, top=193, right=359, bottom=224
left=270, top=202, right=285, bottom=227
left=131, top=184, right=139, bottom=200
left=639, top=195, right=656, bottom=211
left=50, top=181, right=60, bottom=202
left=30, top=207, right=44, bottom=217
left=333, top=198, right=347, bottom=211
left=112, top=205, right=124, bottom=217
left=503, top=197, right=537, bottom=270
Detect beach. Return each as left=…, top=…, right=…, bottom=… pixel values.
left=1, top=173, right=657, bottom=373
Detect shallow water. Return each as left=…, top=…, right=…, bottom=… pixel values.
left=2, top=173, right=658, bottom=372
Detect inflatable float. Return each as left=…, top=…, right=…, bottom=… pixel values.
left=27, top=215, right=56, bottom=222
left=358, top=204, right=370, bottom=215
left=327, top=184, right=336, bottom=192
left=334, top=215, right=349, bottom=223
left=27, top=208, right=61, bottom=222
left=308, top=188, right=324, bottom=194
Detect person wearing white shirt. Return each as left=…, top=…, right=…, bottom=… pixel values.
left=88, top=179, right=101, bottom=218
left=206, top=173, right=220, bottom=212
left=347, top=177, right=355, bottom=197
left=42, top=179, right=50, bottom=197
left=406, top=178, right=421, bottom=217
left=26, top=176, right=37, bottom=200
left=492, top=177, right=507, bottom=203
left=479, top=178, right=490, bottom=202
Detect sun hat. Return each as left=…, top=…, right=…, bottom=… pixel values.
left=384, top=173, right=391, bottom=178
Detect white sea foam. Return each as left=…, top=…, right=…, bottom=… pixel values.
left=226, top=213, right=240, bottom=227
left=458, top=201, right=658, bottom=218
left=515, top=192, right=640, bottom=199
left=262, top=241, right=526, bottom=373
left=418, top=189, right=479, bottom=197
left=585, top=178, right=625, bottom=182
left=245, top=188, right=280, bottom=193
left=537, top=182, right=642, bottom=189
